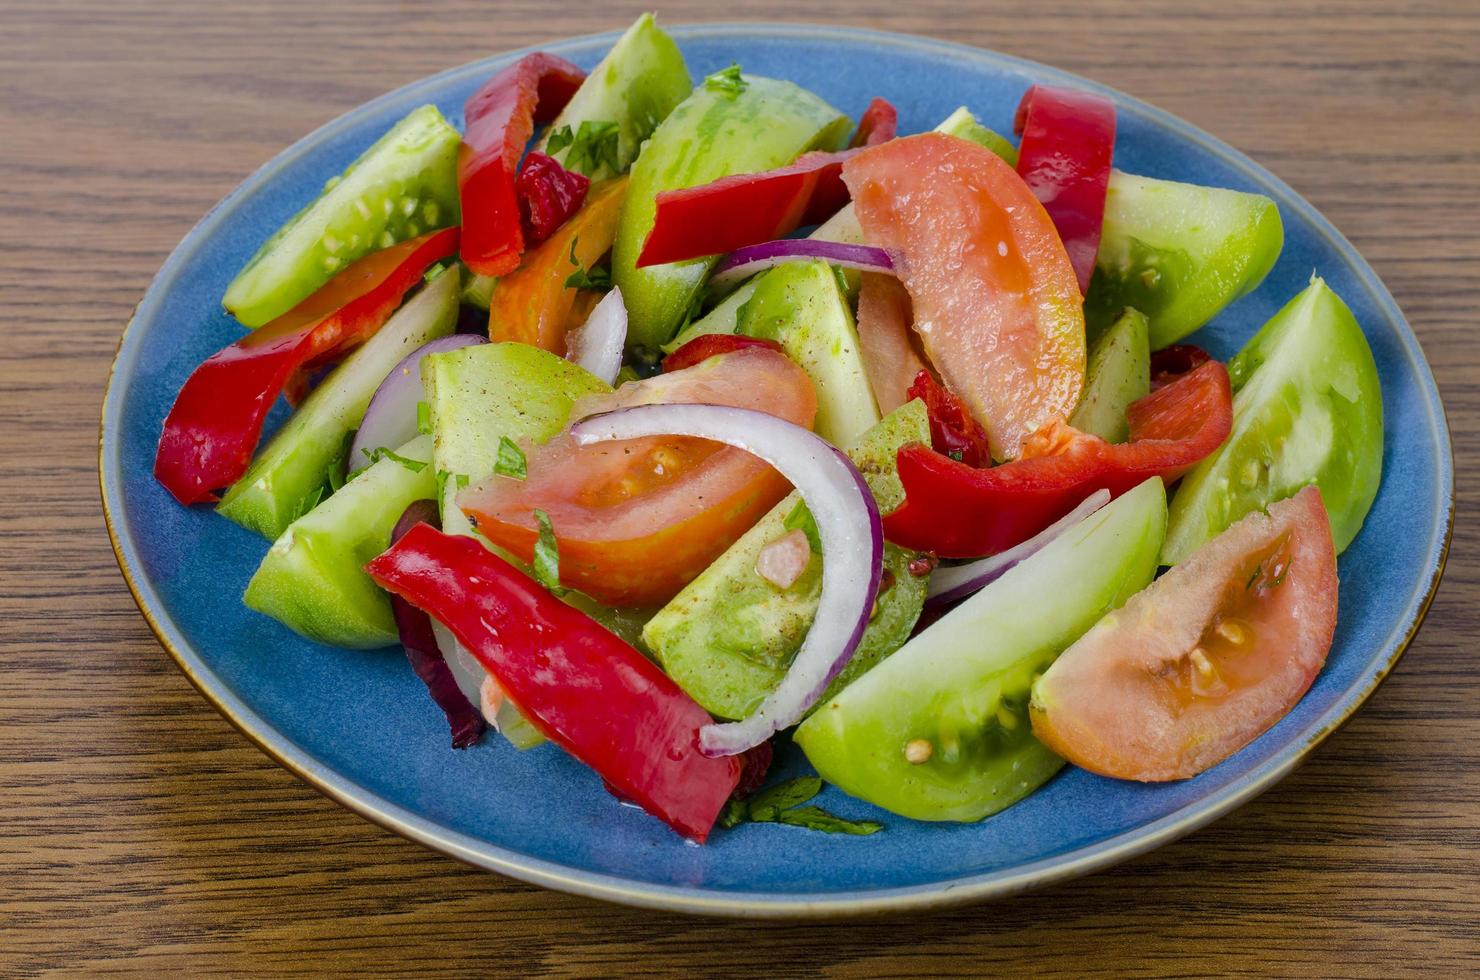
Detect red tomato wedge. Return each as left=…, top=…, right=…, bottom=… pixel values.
left=854, top=272, right=927, bottom=415
left=458, top=53, right=585, bottom=277
left=488, top=177, right=628, bottom=354
left=844, top=133, right=1086, bottom=461
left=458, top=347, right=817, bottom=606
left=366, top=524, right=741, bottom=842
left=884, top=359, right=1232, bottom=557
left=154, top=228, right=458, bottom=505
left=1030, top=486, right=1338, bottom=781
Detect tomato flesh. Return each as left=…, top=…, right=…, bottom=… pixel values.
left=843, top=133, right=1085, bottom=461
left=457, top=347, right=817, bottom=606
left=1029, top=486, right=1338, bottom=781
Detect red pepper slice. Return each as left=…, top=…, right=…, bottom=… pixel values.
left=883, top=359, right=1232, bottom=557
left=1150, top=343, right=1213, bottom=390
left=365, top=524, right=742, bottom=842
left=154, top=228, right=458, bottom=505
left=1014, top=84, right=1117, bottom=294
left=661, top=333, right=784, bottom=373
left=516, top=151, right=590, bottom=246
left=635, top=98, right=898, bottom=268
left=458, top=53, right=585, bottom=277
left=907, top=370, right=992, bottom=468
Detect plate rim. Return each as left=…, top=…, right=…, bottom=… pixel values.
left=100, top=21, right=1455, bottom=918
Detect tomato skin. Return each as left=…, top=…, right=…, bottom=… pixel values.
left=365, top=524, right=741, bottom=842
left=487, top=177, right=628, bottom=354
left=660, top=333, right=783, bottom=373
left=844, top=132, right=1086, bottom=461
left=884, top=359, right=1233, bottom=558
left=1030, top=486, right=1338, bottom=781
left=155, top=229, right=458, bottom=505
left=458, top=347, right=817, bottom=606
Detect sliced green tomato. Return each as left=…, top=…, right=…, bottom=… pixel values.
left=737, top=259, right=880, bottom=448
left=612, top=75, right=850, bottom=349
left=535, top=13, right=690, bottom=177
left=1085, top=171, right=1283, bottom=349
left=217, top=267, right=459, bottom=540
left=1069, top=308, right=1151, bottom=442
left=1163, top=276, right=1382, bottom=564
left=795, top=477, right=1167, bottom=822
left=644, top=401, right=930, bottom=720
left=244, top=436, right=433, bottom=649
left=224, top=105, right=461, bottom=328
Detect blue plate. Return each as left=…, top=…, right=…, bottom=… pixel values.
left=101, top=24, right=1453, bottom=917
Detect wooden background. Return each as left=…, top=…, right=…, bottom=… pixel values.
left=3, top=0, right=1476, bottom=974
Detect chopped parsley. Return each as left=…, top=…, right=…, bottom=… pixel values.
left=546, top=119, right=621, bottom=178
left=831, top=263, right=852, bottom=295
left=494, top=436, right=527, bottom=480
left=564, top=237, right=611, bottom=291
left=416, top=401, right=432, bottom=435
left=704, top=63, right=747, bottom=96
left=291, top=485, right=325, bottom=522
left=423, top=261, right=450, bottom=283
left=721, top=776, right=881, bottom=836
left=360, top=446, right=427, bottom=474
left=532, top=508, right=565, bottom=596
left=783, top=500, right=822, bottom=553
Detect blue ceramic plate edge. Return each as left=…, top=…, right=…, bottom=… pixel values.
left=99, top=23, right=1455, bottom=919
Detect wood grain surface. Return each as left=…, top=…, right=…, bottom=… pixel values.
left=2, top=0, right=1476, bottom=974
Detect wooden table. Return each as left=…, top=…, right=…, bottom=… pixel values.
left=4, top=0, right=1476, bottom=973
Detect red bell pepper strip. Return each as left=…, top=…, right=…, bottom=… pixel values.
left=516, top=151, right=590, bottom=246
left=1013, top=84, right=1117, bottom=294
left=883, top=359, right=1232, bottom=557
left=154, top=228, right=459, bottom=505
left=365, top=524, right=742, bottom=842
left=458, top=53, right=586, bottom=277
left=661, top=333, right=783, bottom=373
left=907, top=370, right=992, bottom=468
left=635, top=98, right=898, bottom=267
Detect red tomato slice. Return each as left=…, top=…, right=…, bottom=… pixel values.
left=458, top=347, right=817, bottom=606
left=1030, top=486, right=1338, bottom=781
left=854, top=272, right=927, bottom=414
left=884, top=359, right=1232, bottom=558
left=843, top=133, right=1086, bottom=461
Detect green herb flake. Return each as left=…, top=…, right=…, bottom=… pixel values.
left=416, top=401, right=432, bottom=435
left=327, top=430, right=355, bottom=493
left=564, top=237, right=612, bottom=291
left=831, top=264, right=852, bottom=295
left=783, top=500, right=822, bottom=554
left=718, top=799, right=749, bottom=830
left=775, top=806, right=882, bottom=836
left=361, top=446, right=427, bottom=474
left=546, top=124, right=575, bottom=156
left=547, top=121, right=621, bottom=178
left=494, top=436, right=527, bottom=480
left=746, top=776, right=822, bottom=821
left=532, top=508, right=566, bottom=596
left=704, top=63, right=747, bottom=96
left=292, top=485, right=325, bottom=523
left=423, top=261, right=449, bottom=283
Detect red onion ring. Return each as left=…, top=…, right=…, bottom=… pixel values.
left=709, top=240, right=894, bottom=292
left=348, top=334, right=486, bottom=471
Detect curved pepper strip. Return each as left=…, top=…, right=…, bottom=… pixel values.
left=883, top=359, right=1232, bottom=557
left=635, top=97, right=897, bottom=267
left=1014, top=84, right=1117, bottom=294
left=458, top=53, right=586, bottom=277
left=154, top=228, right=459, bottom=505
left=365, top=523, right=742, bottom=843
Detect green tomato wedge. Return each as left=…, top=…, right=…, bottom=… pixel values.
left=1069, top=308, right=1151, bottom=442
left=217, top=266, right=459, bottom=541
left=1085, top=171, right=1283, bottom=349
left=244, top=436, right=433, bottom=649
left=737, top=258, right=880, bottom=448
left=224, top=105, right=461, bottom=328
left=612, top=74, right=850, bottom=349
left=795, top=477, right=1167, bottom=822
left=644, top=400, right=931, bottom=720
left=536, top=13, right=690, bottom=177
left=660, top=106, right=1010, bottom=354
left=1163, top=276, right=1383, bottom=564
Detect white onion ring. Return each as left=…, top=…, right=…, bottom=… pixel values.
left=564, top=286, right=626, bottom=385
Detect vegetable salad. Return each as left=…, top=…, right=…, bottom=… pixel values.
left=154, top=14, right=1384, bottom=843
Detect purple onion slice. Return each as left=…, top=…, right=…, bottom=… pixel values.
left=564, top=286, right=626, bottom=384
left=388, top=499, right=486, bottom=749
left=348, top=334, right=486, bottom=473
left=570, top=404, right=882, bottom=757
left=926, top=490, right=1112, bottom=608
left=709, top=240, right=894, bottom=292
